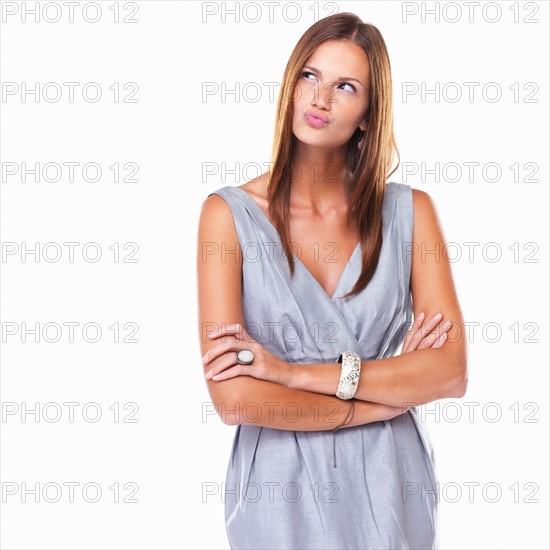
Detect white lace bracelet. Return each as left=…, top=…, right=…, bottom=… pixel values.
left=335, top=351, right=362, bottom=400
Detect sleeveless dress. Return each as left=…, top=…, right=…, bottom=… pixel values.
left=207, top=182, right=439, bottom=550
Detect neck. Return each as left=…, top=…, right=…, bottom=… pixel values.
left=290, top=142, right=349, bottom=212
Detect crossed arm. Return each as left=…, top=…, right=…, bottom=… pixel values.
left=197, top=189, right=468, bottom=430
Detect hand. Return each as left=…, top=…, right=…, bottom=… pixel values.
left=202, top=322, right=291, bottom=385
left=401, top=312, right=452, bottom=353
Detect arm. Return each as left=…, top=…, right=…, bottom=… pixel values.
left=197, top=193, right=408, bottom=429
left=209, top=377, right=411, bottom=430
left=282, top=189, right=469, bottom=407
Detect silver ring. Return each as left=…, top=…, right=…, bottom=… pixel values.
left=236, top=349, right=254, bottom=365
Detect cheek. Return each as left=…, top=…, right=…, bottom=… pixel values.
left=341, top=103, right=365, bottom=125
left=293, top=81, right=308, bottom=105
left=292, top=84, right=309, bottom=117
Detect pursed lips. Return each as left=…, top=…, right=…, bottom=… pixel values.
left=305, top=111, right=328, bottom=123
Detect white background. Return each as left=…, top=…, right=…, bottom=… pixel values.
left=1, top=1, right=548, bottom=549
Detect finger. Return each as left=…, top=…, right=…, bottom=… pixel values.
left=417, top=320, right=452, bottom=350
left=205, top=352, right=239, bottom=379
left=403, top=312, right=424, bottom=337
left=407, top=313, right=443, bottom=350
left=202, top=336, right=240, bottom=364
left=204, top=338, right=259, bottom=372
left=207, top=324, right=241, bottom=338
left=429, top=320, right=452, bottom=342
left=422, top=312, right=443, bottom=334
left=431, top=332, right=448, bottom=349
left=417, top=330, right=440, bottom=349
left=431, top=321, right=452, bottom=348
left=211, top=363, right=247, bottom=381
left=208, top=322, right=251, bottom=342
left=402, top=312, right=425, bottom=353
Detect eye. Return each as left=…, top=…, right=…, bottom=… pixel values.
left=338, top=82, right=356, bottom=93
left=301, top=71, right=317, bottom=81
left=301, top=71, right=356, bottom=94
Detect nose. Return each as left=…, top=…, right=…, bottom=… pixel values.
left=309, top=80, right=332, bottom=110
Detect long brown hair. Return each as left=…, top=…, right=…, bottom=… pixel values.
left=267, top=12, right=400, bottom=299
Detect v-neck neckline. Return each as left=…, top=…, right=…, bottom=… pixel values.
left=231, top=186, right=361, bottom=301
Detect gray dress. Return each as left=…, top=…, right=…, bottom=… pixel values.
left=208, top=182, right=439, bottom=549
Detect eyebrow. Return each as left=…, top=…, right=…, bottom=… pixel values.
left=303, top=65, right=364, bottom=87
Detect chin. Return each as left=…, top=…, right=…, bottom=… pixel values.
left=293, top=134, right=344, bottom=151
left=292, top=130, right=328, bottom=147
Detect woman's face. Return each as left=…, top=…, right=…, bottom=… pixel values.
left=292, top=39, right=370, bottom=150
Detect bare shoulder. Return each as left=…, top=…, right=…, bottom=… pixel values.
left=411, top=187, right=436, bottom=214
left=410, top=186, right=457, bottom=318
left=199, top=171, right=272, bottom=249
left=411, top=188, right=445, bottom=239
left=199, top=191, right=235, bottom=233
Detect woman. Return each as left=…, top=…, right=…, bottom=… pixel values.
left=197, top=12, right=467, bottom=550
